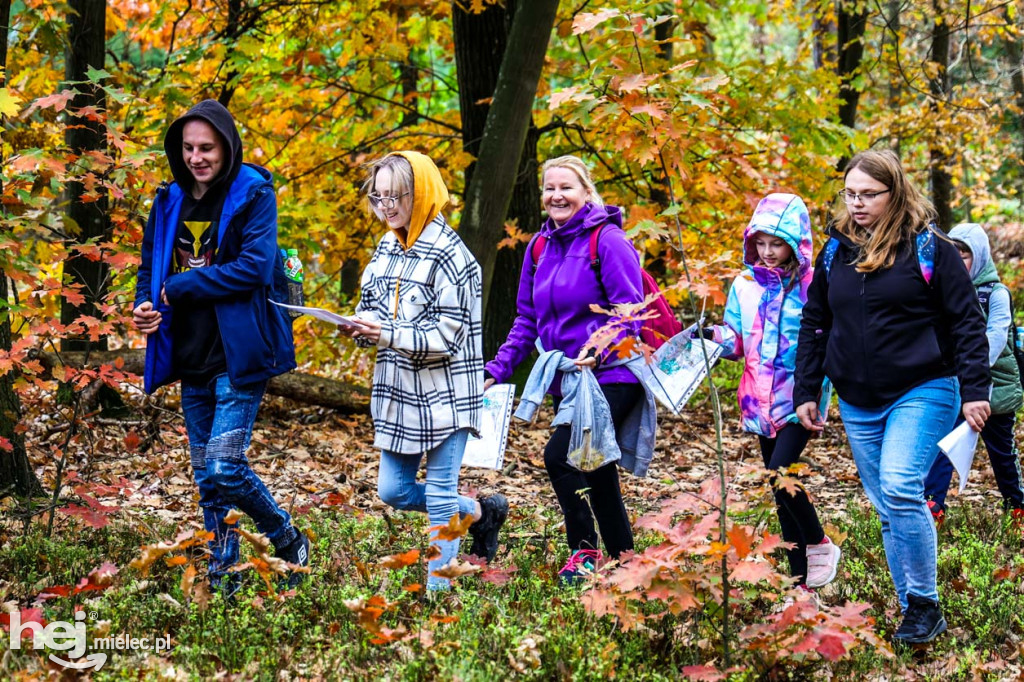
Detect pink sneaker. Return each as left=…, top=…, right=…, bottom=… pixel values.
left=805, top=536, right=841, bottom=588
left=777, top=584, right=819, bottom=613
left=558, top=549, right=602, bottom=586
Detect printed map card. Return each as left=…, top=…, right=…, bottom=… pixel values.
left=463, top=384, right=515, bottom=469
left=636, top=334, right=723, bottom=415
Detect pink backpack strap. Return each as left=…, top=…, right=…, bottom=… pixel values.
left=588, top=225, right=602, bottom=267
left=531, top=225, right=606, bottom=271
left=529, top=233, right=547, bottom=269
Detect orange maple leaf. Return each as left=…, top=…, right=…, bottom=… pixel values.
left=727, top=525, right=755, bottom=559
left=430, top=558, right=481, bottom=580
left=181, top=563, right=198, bottom=599
left=378, top=549, right=420, bottom=570
left=430, top=512, right=474, bottom=542
left=728, top=560, right=777, bottom=584
left=572, top=8, right=621, bottom=34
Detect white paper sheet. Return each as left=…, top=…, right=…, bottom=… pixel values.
left=269, top=300, right=364, bottom=329
left=463, top=384, right=515, bottom=470
left=938, top=421, right=980, bottom=493
left=634, top=333, right=723, bottom=414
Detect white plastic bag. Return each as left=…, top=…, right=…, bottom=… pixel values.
left=567, top=368, right=621, bottom=472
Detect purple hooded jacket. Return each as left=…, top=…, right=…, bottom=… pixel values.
left=485, top=202, right=643, bottom=394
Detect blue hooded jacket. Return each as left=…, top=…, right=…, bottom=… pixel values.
left=134, top=100, right=296, bottom=392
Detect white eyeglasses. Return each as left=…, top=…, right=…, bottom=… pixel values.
left=368, top=192, right=410, bottom=209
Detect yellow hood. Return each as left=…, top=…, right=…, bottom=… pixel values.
left=392, top=151, right=449, bottom=249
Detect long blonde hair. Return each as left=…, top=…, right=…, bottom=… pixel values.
left=540, top=155, right=604, bottom=207
left=836, top=150, right=937, bottom=273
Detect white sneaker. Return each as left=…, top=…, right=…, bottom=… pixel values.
left=805, top=537, right=841, bottom=588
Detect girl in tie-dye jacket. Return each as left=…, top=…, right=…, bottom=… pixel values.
left=707, top=193, right=840, bottom=590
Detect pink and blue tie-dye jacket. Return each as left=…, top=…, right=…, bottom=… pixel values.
left=713, top=193, right=814, bottom=438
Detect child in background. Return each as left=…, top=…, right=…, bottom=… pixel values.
left=924, top=223, right=1023, bottom=523
left=704, top=194, right=840, bottom=590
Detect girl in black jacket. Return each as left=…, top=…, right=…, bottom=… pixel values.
left=794, top=150, right=990, bottom=645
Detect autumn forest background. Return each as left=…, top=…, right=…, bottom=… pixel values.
left=2, top=0, right=1024, bottom=680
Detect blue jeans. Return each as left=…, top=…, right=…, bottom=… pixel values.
left=181, top=374, right=296, bottom=579
left=838, top=376, right=960, bottom=609
left=378, top=429, right=476, bottom=591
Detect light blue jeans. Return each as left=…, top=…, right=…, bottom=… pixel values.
left=838, top=376, right=960, bottom=609
left=378, top=429, right=476, bottom=591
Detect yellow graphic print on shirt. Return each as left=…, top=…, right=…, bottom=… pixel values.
left=174, top=220, right=216, bottom=272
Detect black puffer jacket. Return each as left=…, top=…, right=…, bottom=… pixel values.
left=794, top=226, right=989, bottom=409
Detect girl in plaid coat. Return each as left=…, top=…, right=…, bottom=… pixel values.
left=338, top=152, right=507, bottom=591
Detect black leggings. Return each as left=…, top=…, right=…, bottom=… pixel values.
left=547, top=383, right=642, bottom=559
left=758, top=423, right=826, bottom=584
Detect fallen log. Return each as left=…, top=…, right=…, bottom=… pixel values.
left=32, top=349, right=371, bottom=413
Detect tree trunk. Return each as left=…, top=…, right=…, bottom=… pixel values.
left=812, top=5, right=836, bottom=71
left=339, top=258, right=362, bottom=299
left=0, top=0, right=39, bottom=497
left=34, top=350, right=371, bottom=413
left=456, top=0, right=558, bottom=321
left=929, top=0, right=953, bottom=231
left=654, top=13, right=676, bottom=63
left=399, top=59, right=419, bottom=128
left=1002, top=5, right=1024, bottom=215
left=61, top=0, right=110, bottom=353
left=887, top=0, right=902, bottom=153
left=218, top=0, right=244, bottom=106
left=453, top=0, right=543, bottom=357
left=836, top=1, right=868, bottom=129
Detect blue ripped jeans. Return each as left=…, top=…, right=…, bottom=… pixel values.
left=378, top=429, right=476, bottom=591
left=838, top=376, right=960, bottom=609
left=181, top=374, right=297, bottom=579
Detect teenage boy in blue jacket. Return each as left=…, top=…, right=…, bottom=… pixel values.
left=132, top=100, right=308, bottom=591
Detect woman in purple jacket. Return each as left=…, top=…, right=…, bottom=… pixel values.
left=484, top=155, right=645, bottom=584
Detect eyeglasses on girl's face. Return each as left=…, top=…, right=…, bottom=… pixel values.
left=838, top=189, right=890, bottom=204
left=368, top=192, right=410, bottom=209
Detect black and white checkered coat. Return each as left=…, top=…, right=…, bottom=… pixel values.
left=356, top=215, right=483, bottom=454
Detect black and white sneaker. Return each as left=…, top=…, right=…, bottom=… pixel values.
left=275, top=531, right=311, bottom=589
left=468, top=494, right=509, bottom=562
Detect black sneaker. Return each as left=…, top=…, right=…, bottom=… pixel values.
left=275, top=531, right=311, bottom=589
left=893, top=594, right=946, bottom=644
left=468, top=494, right=508, bottom=562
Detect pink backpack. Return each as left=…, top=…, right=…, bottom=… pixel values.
left=531, top=225, right=683, bottom=349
